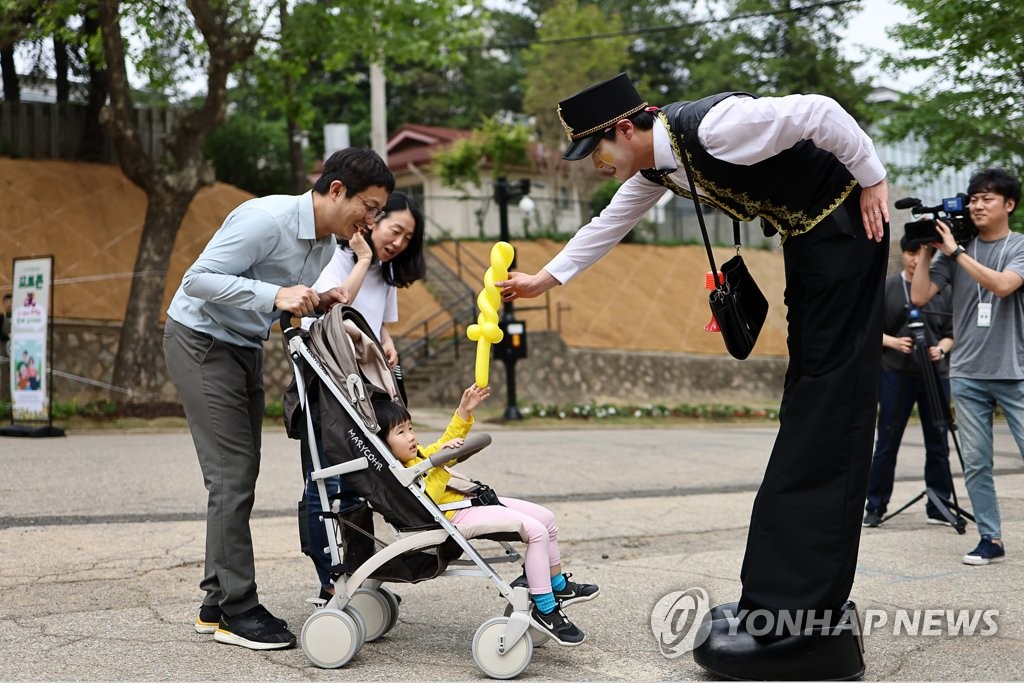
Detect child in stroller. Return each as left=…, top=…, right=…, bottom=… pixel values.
left=372, top=384, right=600, bottom=646
left=284, top=305, right=599, bottom=676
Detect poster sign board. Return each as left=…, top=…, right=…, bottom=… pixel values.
left=9, top=256, right=53, bottom=421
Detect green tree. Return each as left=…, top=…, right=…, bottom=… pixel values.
left=699, top=0, right=874, bottom=122
left=432, top=115, right=531, bottom=237
left=581, top=0, right=709, bottom=101
left=880, top=0, right=1024, bottom=177
left=386, top=6, right=534, bottom=130
left=1, top=2, right=112, bottom=159
left=97, top=0, right=263, bottom=399
left=204, top=112, right=291, bottom=196
left=231, top=0, right=484, bottom=189
left=521, top=0, right=633, bottom=230
left=522, top=0, right=632, bottom=152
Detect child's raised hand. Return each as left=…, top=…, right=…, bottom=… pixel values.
left=459, top=383, right=492, bottom=417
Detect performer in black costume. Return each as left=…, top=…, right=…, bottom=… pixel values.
left=498, top=73, right=889, bottom=680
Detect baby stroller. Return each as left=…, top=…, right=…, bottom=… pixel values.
left=282, top=305, right=555, bottom=679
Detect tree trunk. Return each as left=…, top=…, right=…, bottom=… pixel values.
left=97, top=0, right=260, bottom=403
left=77, top=25, right=109, bottom=163
left=77, top=61, right=109, bottom=160
left=1, top=44, right=18, bottom=102
left=54, top=31, right=69, bottom=102
left=110, top=188, right=197, bottom=400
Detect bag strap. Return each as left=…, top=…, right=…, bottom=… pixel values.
left=678, top=150, right=724, bottom=288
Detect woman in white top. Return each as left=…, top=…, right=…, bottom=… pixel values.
left=304, top=190, right=426, bottom=364
left=300, top=191, right=426, bottom=599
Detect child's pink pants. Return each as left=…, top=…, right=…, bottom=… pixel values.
left=452, top=496, right=561, bottom=594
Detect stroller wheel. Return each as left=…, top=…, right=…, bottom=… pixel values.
left=472, top=617, right=533, bottom=680
left=349, top=587, right=392, bottom=642
left=503, top=603, right=550, bottom=647
left=300, top=608, right=363, bottom=669
left=379, top=587, right=401, bottom=635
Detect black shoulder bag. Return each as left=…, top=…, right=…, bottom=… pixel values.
left=679, top=152, right=769, bottom=360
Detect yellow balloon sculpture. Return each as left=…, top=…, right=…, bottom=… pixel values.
left=466, top=241, right=514, bottom=387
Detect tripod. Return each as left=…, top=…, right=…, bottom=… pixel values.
left=882, top=313, right=974, bottom=534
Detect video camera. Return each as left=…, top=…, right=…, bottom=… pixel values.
left=897, top=194, right=978, bottom=248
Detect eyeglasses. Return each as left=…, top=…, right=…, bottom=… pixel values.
left=354, top=193, right=383, bottom=222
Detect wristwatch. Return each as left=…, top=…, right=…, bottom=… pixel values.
left=938, top=348, right=947, bottom=360
left=950, top=246, right=966, bottom=261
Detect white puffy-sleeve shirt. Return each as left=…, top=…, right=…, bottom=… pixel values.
left=544, top=93, right=886, bottom=284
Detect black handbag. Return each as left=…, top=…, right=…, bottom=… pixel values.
left=710, top=253, right=769, bottom=360
left=679, top=152, right=768, bottom=360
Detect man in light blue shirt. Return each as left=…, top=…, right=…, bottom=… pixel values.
left=163, top=147, right=394, bottom=650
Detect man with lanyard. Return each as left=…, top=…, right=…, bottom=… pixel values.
left=498, top=73, right=889, bottom=679
left=911, top=167, right=1024, bottom=566
left=863, top=234, right=954, bottom=529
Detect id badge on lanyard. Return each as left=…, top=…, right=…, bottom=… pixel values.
left=977, top=302, right=992, bottom=327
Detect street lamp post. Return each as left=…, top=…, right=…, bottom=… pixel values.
left=493, top=177, right=530, bottom=420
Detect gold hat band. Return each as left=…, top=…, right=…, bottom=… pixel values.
left=561, top=101, right=649, bottom=142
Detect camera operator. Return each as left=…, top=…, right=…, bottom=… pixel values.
left=863, top=235, right=954, bottom=528
left=911, top=167, right=1024, bottom=565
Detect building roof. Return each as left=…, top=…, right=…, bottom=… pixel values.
left=386, top=123, right=472, bottom=172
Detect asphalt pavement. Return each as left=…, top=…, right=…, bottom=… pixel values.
left=1, top=415, right=1022, bottom=681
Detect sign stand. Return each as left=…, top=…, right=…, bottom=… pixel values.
left=1, top=256, right=65, bottom=438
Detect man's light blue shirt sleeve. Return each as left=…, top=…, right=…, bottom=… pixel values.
left=181, top=205, right=284, bottom=313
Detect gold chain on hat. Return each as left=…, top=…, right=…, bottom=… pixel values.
left=560, top=101, right=649, bottom=142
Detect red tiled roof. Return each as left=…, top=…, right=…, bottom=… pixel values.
left=387, top=124, right=472, bottom=172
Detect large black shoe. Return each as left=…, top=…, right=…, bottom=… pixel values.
left=692, top=601, right=865, bottom=680
left=214, top=604, right=296, bottom=650
left=196, top=603, right=287, bottom=635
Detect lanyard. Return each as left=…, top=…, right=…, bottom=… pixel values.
left=971, top=236, right=1010, bottom=304
left=901, top=274, right=912, bottom=307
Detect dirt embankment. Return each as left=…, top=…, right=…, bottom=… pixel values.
left=1, top=157, right=789, bottom=357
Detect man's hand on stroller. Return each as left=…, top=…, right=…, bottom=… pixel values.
left=315, top=286, right=351, bottom=314
left=275, top=285, right=321, bottom=317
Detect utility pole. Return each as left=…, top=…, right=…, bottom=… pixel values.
left=370, top=63, right=388, bottom=164
left=493, top=177, right=531, bottom=420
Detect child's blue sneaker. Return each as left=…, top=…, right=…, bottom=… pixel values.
left=553, top=573, right=600, bottom=607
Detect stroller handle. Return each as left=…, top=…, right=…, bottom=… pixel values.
left=280, top=311, right=310, bottom=340
left=428, top=433, right=492, bottom=467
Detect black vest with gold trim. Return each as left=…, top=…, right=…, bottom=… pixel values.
left=640, top=93, right=859, bottom=239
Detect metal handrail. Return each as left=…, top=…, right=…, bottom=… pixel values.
left=431, top=241, right=490, bottom=284
left=394, top=301, right=477, bottom=373
left=391, top=241, right=556, bottom=375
